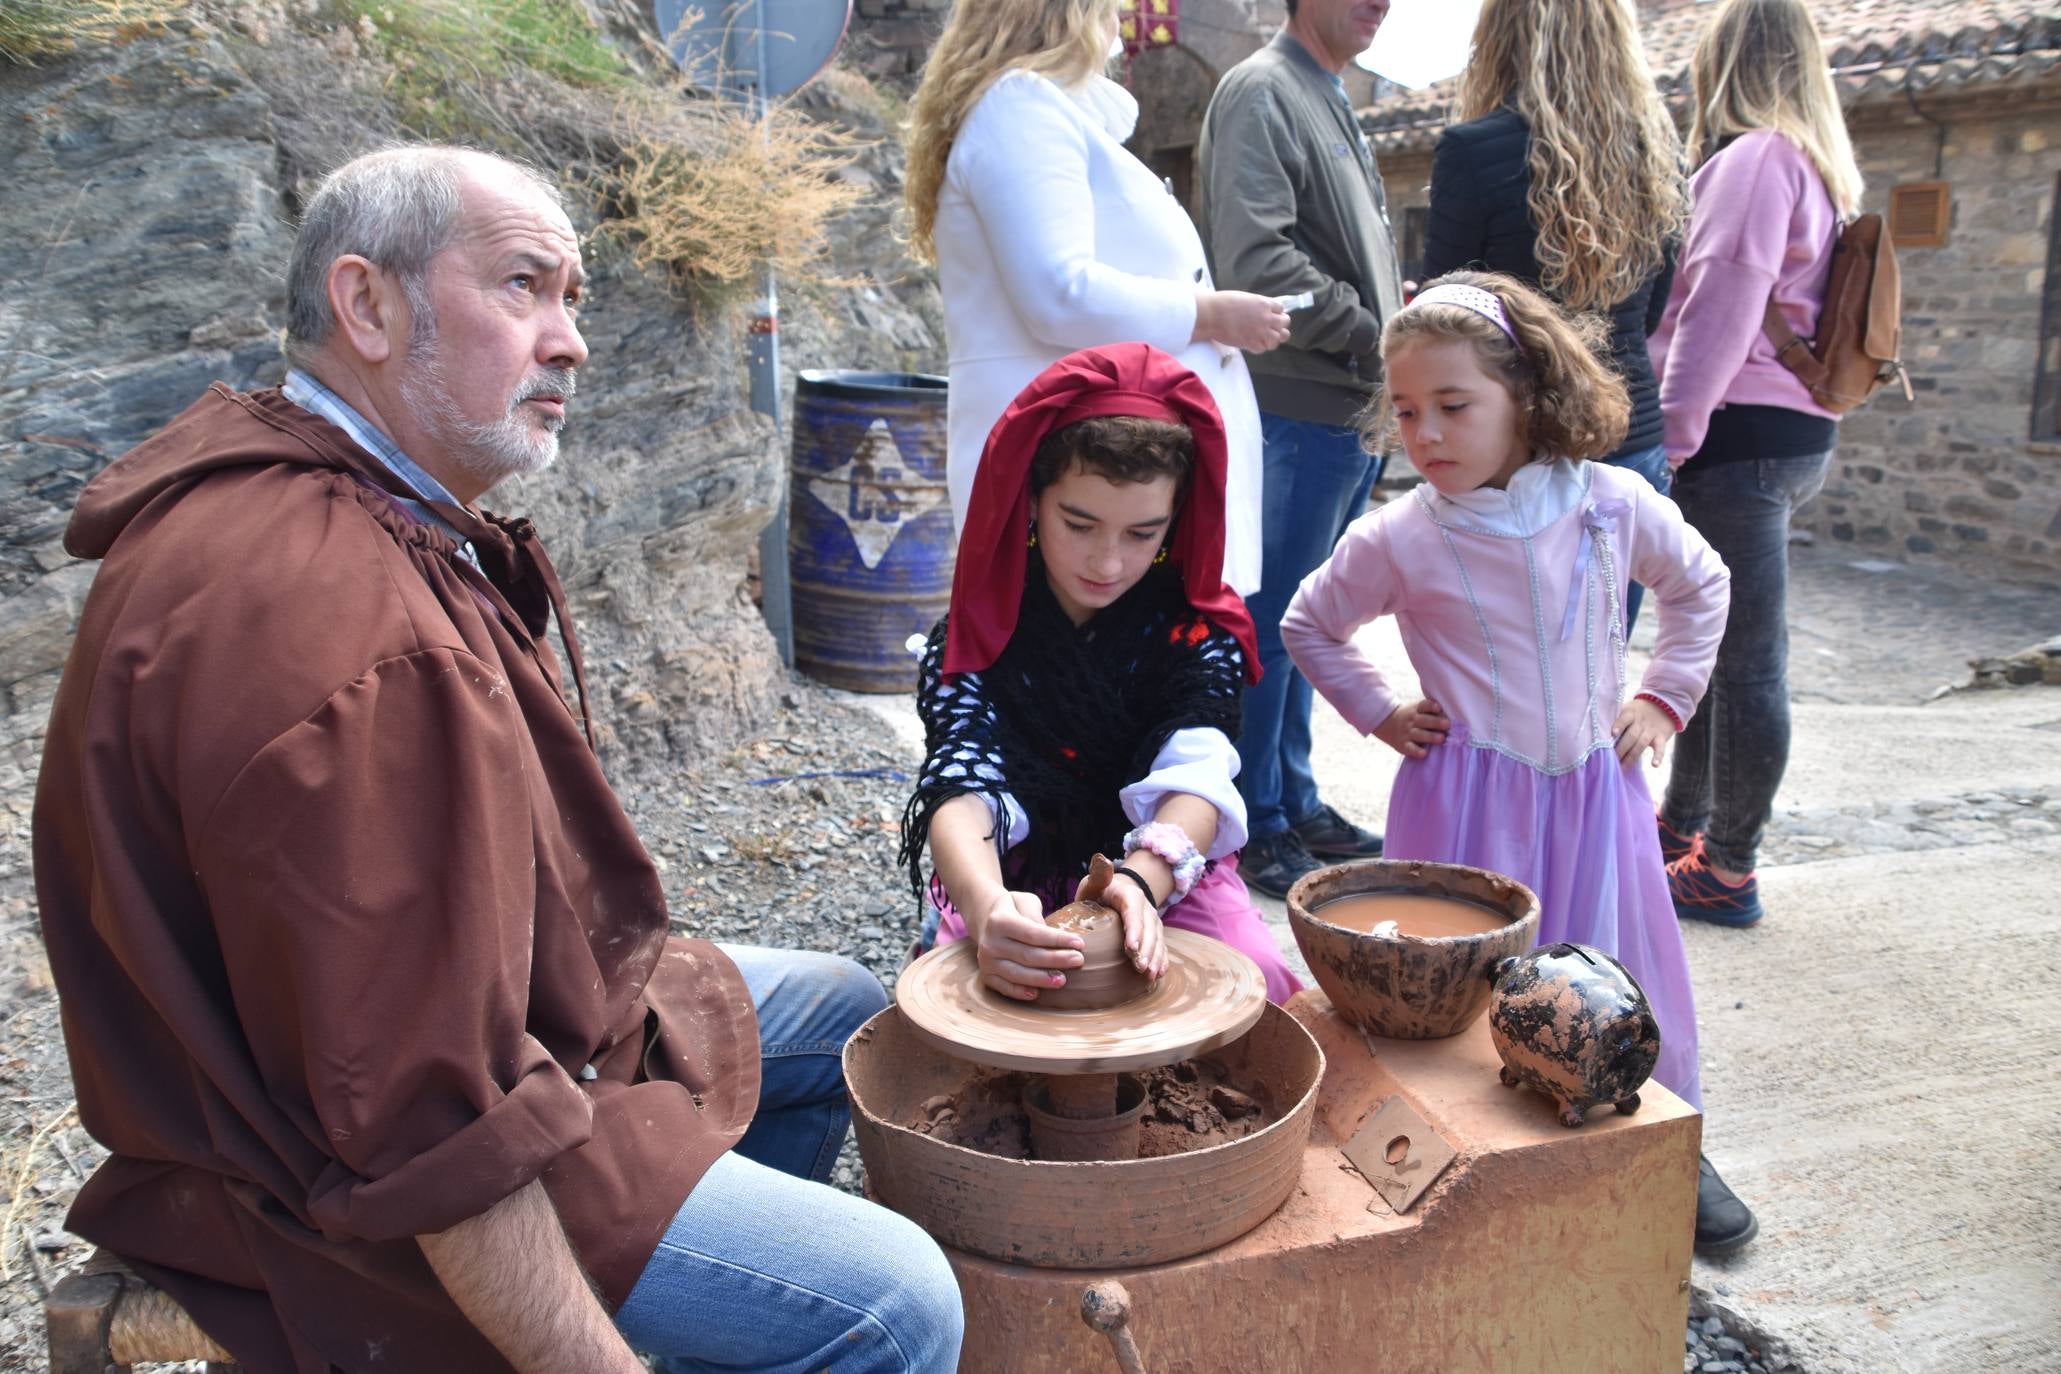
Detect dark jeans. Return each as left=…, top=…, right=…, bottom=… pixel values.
left=1661, top=449, right=1831, bottom=873
left=1237, top=412, right=1383, bottom=840
left=1602, top=443, right=1670, bottom=632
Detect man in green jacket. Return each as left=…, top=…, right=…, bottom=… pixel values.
left=1199, top=0, right=1404, bottom=898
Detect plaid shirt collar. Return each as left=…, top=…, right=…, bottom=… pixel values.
left=281, top=369, right=477, bottom=564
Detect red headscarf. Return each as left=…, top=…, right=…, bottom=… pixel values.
left=942, top=343, right=1260, bottom=683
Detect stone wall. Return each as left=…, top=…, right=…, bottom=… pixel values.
left=842, top=0, right=945, bottom=81
left=1827, top=97, right=2061, bottom=574
left=0, top=18, right=943, bottom=864
left=1369, top=88, right=2061, bottom=581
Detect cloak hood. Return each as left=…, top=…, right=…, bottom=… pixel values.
left=942, top=343, right=1261, bottom=683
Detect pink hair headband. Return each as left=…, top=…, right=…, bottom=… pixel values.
left=1408, top=283, right=1522, bottom=350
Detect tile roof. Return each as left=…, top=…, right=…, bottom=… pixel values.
left=1363, top=0, right=2061, bottom=153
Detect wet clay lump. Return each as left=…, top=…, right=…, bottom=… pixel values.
left=1040, top=854, right=1151, bottom=1011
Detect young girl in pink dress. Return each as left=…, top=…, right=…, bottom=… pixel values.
left=1281, top=272, right=1754, bottom=1247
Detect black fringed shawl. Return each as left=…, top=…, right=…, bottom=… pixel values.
left=898, top=556, right=1245, bottom=913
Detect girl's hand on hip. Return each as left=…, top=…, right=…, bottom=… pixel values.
left=1194, top=289, right=1291, bottom=354
left=1612, top=697, right=1675, bottom=767
left=1374, top=699, right=1449, bottom=758
left=974, top=890, right=1083, bottom=1002
left=1096, top=870, right=1168, bottom=981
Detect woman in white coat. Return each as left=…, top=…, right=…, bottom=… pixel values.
left=905, top=0, right=1287, bottom=595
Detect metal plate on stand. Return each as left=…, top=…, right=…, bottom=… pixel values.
left=1342, top=1095, right=1457, bottom=1216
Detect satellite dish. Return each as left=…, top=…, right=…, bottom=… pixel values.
left=654, top=0, right=852, bottom=98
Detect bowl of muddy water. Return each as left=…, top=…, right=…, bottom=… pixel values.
left=843, top=1002, right=1324, bottom=1269
left=1287, top=860, right=1540, bottom=1039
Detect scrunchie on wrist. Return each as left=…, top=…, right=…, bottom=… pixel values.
left=1121, top=822, right=1205, bottom=904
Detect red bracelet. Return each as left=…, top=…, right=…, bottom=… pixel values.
left=1634, top=692, right=1684, bottom=732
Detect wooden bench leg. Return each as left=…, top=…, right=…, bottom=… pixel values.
left=46, top=1268, right=124, bottom=1373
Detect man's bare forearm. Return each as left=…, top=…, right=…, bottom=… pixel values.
left=419, top=1178, right=646, bottom=1374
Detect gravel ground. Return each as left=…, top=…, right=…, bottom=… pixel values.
left=1687, top=1295, right=1807, bottom=1373
left=614, top=684, right=926, bottom=1198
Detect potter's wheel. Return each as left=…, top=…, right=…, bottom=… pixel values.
left=897, top=931, right=1267, bottom=1074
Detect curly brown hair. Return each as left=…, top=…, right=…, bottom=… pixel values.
left=1030, top=414, right=1195, bottom=493
left=1365, top=271, right=1631, bottom=464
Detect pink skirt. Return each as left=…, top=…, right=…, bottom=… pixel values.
left=932, top=852, right=1305, bottom=1005
left=1385, top=722, right=1702, bottom=1110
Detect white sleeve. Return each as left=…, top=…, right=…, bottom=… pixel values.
left=1118, top=727, right=1247, bottom=859
left=985, top=791, right=1030, bottom=852
left=952, top=74, right=1198, bottom=353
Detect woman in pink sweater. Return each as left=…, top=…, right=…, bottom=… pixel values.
left=1648, top=0, right=1865, bottom=933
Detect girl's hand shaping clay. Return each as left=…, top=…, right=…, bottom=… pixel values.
left=1612, top=696, right=1675, bottom=767
left=1374, top=698, right=1450, bottom=759
left=1092, top=867, right=1168, bottom=981
left=974, top=889, right=1084, bottom=1002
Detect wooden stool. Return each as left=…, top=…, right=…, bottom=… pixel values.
left=46, top=1250, right=239, bottom=1372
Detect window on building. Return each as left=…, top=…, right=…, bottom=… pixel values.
left=1401, top=205, right=1429, bottom=291
left=2032, top=174, right=2061, bottom=438
left=1888, top=182, right=1951, bottom=247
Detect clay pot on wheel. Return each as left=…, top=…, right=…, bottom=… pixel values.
left=1486, top=942, right=1660, bottom=1128
left=1040, top=854, right=1150, bottom=1011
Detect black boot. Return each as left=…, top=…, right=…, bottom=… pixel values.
left=1695, top=1155, right=1758, bottom=1256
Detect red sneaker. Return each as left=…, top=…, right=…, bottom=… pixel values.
left=1657, top=810, right=1700, bottom=867
left=1666, top=850, right=1764, bottom=928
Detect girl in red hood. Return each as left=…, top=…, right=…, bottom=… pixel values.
left=899, top=344, right=1304, bottom=1005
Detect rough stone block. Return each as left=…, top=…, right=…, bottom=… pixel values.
left=0, top=564, right=95, bottom=687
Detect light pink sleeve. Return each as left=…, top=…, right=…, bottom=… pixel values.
left=1657, top=257, right=1777, bottom=463
left=1657, top=135, right=1806, bottom=463
left=1281, top=509, right=1407, bottom=737
left=1625, top=481, right=1730, bottom=725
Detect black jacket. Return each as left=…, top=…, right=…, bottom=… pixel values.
left=1423, top=108, right=1674, bottom=460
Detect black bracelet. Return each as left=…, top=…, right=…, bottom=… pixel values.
left=1112, top=863, right=1164, bottom=910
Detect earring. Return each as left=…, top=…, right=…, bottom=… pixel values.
left=1027, top=523, right=1038, bottom=549
left=1153, top=546, right=1168, bottom=565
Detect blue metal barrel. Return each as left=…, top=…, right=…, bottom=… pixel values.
left=788, top=370, right=952, bottom=693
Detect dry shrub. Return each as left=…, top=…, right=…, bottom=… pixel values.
left=296, top=0, right=871, bottom=303
left=0, top=0, right=187, bottom=65
left=588, top=90, right=869, bottom=296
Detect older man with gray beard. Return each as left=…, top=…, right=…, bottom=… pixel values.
left=32, top=146, right=962, bottom=1374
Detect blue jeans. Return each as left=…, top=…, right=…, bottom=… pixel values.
left=1602, top=444, right=1671, bottom=632
left=1660, top=451, right=1831, bottom=873
left=614, top=946, right=964, bottom=1373
left=1237, top=412, right=1383, bottom=840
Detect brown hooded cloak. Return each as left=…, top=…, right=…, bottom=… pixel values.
left=32, top=384, right=759, bottom=1372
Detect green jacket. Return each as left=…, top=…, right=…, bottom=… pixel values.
left=1199, top=33, right=1405, bottom=426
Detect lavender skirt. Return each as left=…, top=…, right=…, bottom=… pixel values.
left=1384, top=723, right=1703, bottom=1110
left=932, top=852, right=1306, bottom=1006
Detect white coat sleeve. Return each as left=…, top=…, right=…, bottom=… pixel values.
left=952, top=75, right=1198, bottom=353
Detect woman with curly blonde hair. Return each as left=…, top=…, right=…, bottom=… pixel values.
left=1424, top=0, right=1686, bottom=625
left=904, top=0, right=1288, bottom=594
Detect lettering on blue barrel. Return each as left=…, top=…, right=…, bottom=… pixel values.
left=806, top=419, right=946, bottom=570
